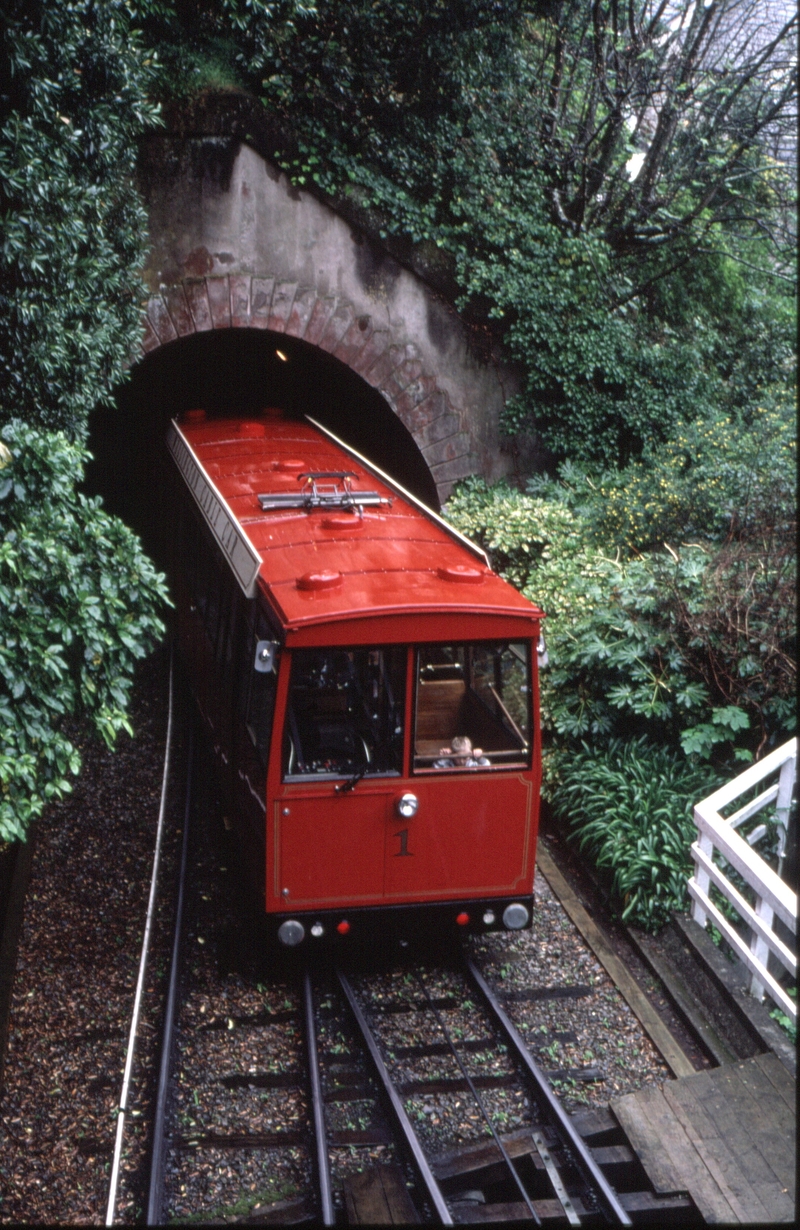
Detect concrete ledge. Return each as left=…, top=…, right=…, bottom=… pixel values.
left=673, top=913, right=796, bottom=1077
left=626, top=924, right=743, bottom=1068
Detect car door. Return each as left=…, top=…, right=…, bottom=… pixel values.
left=269, top=645, right=406, bottom=911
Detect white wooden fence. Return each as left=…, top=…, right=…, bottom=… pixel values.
left=688, top=738, right=797, bottom=1020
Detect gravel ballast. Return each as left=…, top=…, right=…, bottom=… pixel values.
left=0, top=649, right=180, bottom=1224
left=469, top=872, right=672, bottom=1112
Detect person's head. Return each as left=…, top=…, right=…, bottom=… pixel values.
left=451, top=735, right=473, bottom=764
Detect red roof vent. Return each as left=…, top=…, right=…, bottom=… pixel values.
left=274, top=459, right=306, bottom=473
left=321, top=515, right=363, bottom=531
left=437, top=564, right=485, bottom=584
left=297, top=569, right=343, bottom=591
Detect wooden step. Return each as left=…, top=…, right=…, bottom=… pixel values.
left=343, top=1163, right=420, bottom=1225
left=430, top=1126, right=543, bottom=1183
left=450, top=1197, right=588, bottom=1223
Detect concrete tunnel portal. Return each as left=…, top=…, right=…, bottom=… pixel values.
left=87, top=102, right=520, bottom=561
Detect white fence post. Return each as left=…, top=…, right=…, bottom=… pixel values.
left=749, top=893, right=775, bottom=1002
left=691, top=830, right=714, bottom=930
left=776, top=748, right=796, bottom=876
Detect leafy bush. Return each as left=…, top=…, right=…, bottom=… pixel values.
left=0, top=422, right=169, bottom=841
left=553, top=739, right=719, bottom=932
left=664, top=535, right=795, bottom=757
left=448, top=475, right=795, bottom=763
left=444, top=477, right=581, bottom=592
left=528, top=404, right=796, bottom=553
left=445, top=471, right=795, bottom=928
left=0, top=0, right=160, bottom=436
left=0, top=5, right=169, bottom=840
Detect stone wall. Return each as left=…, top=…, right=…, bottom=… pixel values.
left=138, top=131, right=518, bottom=503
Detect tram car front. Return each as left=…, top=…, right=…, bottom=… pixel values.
left=165, top=408, right=545, bottom=949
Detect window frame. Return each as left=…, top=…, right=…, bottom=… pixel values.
left=411, top=639, right=533, bottom=775
left=281, top=644, right=407, bottom=783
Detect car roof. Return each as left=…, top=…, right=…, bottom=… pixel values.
left=170, top=412, right=543, bottom=643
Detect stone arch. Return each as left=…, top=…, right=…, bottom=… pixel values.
left=137, top=130, right=518, bottom=503
left=140, top=273, right=473, bottom=505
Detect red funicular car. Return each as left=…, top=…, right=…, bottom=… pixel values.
left=166, top=409, right=544, bottom=948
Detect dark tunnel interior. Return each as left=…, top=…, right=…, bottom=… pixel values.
left=85, top=328, right=440, bottom=564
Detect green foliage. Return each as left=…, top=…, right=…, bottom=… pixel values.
left=0, top=0, right=160, bottom=437
left=769, top=987, right=797, bottom=1045
left=444, top=476, right=582, bottom=592
left=446, top=469, right=794, bottom=926
left=664, top=535, right=795, bottom=754
left=553, top=739, right=719, bottom=931
left=0, top=4, right=171, bottom=840
left=528, top=404, right=796, bottom=553
left=446, top=475, right=794, bottom=761
left=0, top=423, right=169, bottom=841
left=134, top=0, right=318, bottom=102
left=253, top=1, right=796, bottom=463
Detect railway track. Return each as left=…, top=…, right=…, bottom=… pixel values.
left=335, top=962, right=631, bottom=1225
left=2, top=655, right=786, bottom=1223
left=143, top=815, right=697, bottom=1227
left=330, top=963, right=696, bottom=1224
left=93, top=674, right=697, bottom=1226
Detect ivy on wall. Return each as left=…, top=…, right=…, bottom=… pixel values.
left=0, top=0, right=161, bottom=436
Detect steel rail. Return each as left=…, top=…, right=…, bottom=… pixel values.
left=337, top=971, right=453, bottom=1225
left=146, top=728, right=194, bottom=1225
left=416, top=970, right=542, bottom=1226
left=105, top=647, right=175, bottom=1226
left=465, top=957, right=633, bottom=1226
left=303, top=972, right=335, bottom=1225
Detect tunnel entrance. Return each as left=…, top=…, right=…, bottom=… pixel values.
left=86, top=327, right=440, bottom=563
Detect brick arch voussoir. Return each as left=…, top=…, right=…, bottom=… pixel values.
left=139, top=275, right=475, bottom=501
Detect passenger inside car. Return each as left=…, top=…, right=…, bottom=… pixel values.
left=433, top=736, right=490, bottom=769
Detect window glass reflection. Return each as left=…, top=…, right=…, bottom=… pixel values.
left=285, top=647, right=406, bottom=779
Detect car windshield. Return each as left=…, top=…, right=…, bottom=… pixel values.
left=414, top=641, right=531, bottom=771
left=284, top=647, right=406, bottom=779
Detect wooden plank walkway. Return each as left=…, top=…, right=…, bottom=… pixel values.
left=612, top=1052, right=795, bottom=1223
